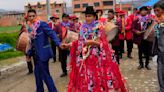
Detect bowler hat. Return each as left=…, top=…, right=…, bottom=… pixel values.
left=82, top=6, right=96, bottom=15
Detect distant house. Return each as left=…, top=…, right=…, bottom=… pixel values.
left=0, top=11, right=24, bottom=27
left=72, top=0, right=132, bottom=19
left=24, top=0, right=66, bottom=21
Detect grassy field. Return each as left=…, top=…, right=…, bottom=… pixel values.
left=0, top=26, right=21, bottom=33
left=0, top=25, right=23, bottom=62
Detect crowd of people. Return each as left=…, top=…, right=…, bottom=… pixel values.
left=19, top=0, right=164, bottom=92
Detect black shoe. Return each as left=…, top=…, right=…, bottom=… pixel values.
left=127, top=55, right=133, bottom=59
left=119, top=55, right=122, bottom=59
left=60, top=73, right=67, bottom=77
left=27, top=71, right=33, bottom=75
left=145, top=65, right=151, bottom=70
left=138, top=65, right=144, bottom=70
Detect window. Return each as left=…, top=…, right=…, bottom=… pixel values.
left=56, top=10, right=60, bottom=13
left=74, top=4, right=80, bottom=8
left=37, top=2, right=42, bottom=8
left=94, top=2, right=100, bottom=7
left=83, top=3, right=88, bottom=8
left=103, top=1, right=113, bottom=6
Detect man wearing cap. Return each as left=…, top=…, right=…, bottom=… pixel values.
left=58, top=13, right=71, bottom=77
left=72, top=15, right=81, bottom=32
left=48, top=14, right=60, bottom=63
left=116, top=10, right=126, bottom=59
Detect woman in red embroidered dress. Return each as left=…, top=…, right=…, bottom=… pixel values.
left=67, top=6, right=127, bottom=92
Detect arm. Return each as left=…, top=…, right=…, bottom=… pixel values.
left=41, top=22, right=61, bottom=46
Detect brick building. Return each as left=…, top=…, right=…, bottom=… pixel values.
left=0, top=12, right=24, bottom=26
left=24, top=0, right=66, bottom=21
left=72, top=0, right=131, bottom=18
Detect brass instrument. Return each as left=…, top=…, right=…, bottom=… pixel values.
left=121, top=16, right=126, bottom=36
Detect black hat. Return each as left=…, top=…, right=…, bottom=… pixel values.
left=139, top=6, right=148, bottom=11
left=62, top=13, right=69, bottom=18
left=82, top=6, right=96, bottom=15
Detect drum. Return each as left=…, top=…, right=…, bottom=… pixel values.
left=62, top=30, right=78, bottom=44
left=104, top=22, right=118, bottom=41
left=16, top=32, right=30, bottom=53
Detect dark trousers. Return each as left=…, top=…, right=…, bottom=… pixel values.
left=112, top=46, right=120, bottom=64
left=138, top=40, right=151, bottom=66
left=59, top=48, right=68, bottom=74
left=126, top=40, right=133, bottom=56
left=33, top=58, right=57, bottom=92
left=51, top=42, right=56, bottom=62
left=157, top=53, right=164, bottom=92
left=27, top=61, right=33, bottom=73
left=119, top=40, right=124, bottom=57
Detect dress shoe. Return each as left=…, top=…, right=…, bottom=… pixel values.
left=145, top=65, right=151, bottom=70
left=127, top=55, right=133, bottom=59
left=60, top=73, right=67, bottom=77
left=27, top=71, right=33, bottom=75
left=138, top=65, right=144, bottom=70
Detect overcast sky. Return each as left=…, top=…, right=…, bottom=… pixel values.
left=0, top=0, right=135, bottom=11
left=0, top=0, right=72, bottom=11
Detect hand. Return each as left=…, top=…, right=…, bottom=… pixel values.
left=65, top=26, right=70, bottom=30
left=136, top=31, right=142, bottom=35
left=60, top=43, right=71, bottom=49
left=121, top=31, right=124, bottom=34
left=26, top=56, right=31, bottom=62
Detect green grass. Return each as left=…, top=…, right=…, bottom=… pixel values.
left=0, top=26, right=21, bottom=33
left=0, top=50, right=23, bottom=61
left=0, top=32, right=19, bottom=47
left=0, top=26, right=24, bottom=61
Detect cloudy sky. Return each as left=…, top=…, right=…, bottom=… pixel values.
left=0, top=0, right=135, bottom=11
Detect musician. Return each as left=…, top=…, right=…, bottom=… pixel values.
left=72, top=16, right=81, bottom=33
left=20, top=16, right=33, bottom=74
left=58, top=13, right=71, bottom=77
left=48, top=14, right=60, bottom=63
left=116, top=10, right=126, bottom=58
left=153, top=1, right=164, bottom=91
left=132, top=6, right=151, bottom=70
left=68, top=15, right=76, bottom=32
left=26, top=9, right=65, bottom=92
left=96, top=9, right=108, bottom=24
left=108, top=9, right=120, bottom=64
left=125, top=15, right=133, bottom=59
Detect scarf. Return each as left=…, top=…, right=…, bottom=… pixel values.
left=28, top=18, right=40, bottom=39
left=61, top=21, right=70, bottom=27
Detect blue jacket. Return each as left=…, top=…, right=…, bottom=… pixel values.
left=27, top=21, right=61, bottom=61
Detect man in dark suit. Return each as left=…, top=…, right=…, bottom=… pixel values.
left=48, top=14, right=60, bottom=63
left=132, top=6, right=151, bottom=70
left=26, top=9, right=66, bottom=92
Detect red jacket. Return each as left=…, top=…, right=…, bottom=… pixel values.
left=125, top=16, right=133, bottom=40
left=116, top=18, right=124, bottom=40
left=48, top=21, right=62, bottom=40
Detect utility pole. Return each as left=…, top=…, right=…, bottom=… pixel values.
left=46, top=0, right=51, bottom=21
left=131, top=0, right=134, bottom=14
left=120, top=0, right=122, bottom=10
left=113, top=0, right=116, bottom=11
